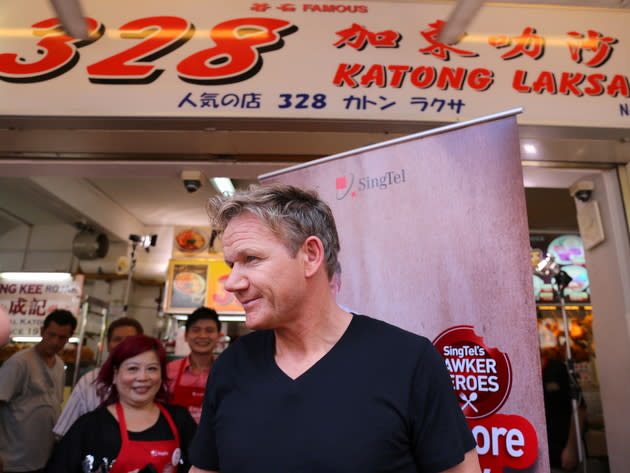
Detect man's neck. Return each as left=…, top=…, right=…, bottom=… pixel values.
left=188, top=352, right=213, bottom=372
left=273, top=300, right=352, bottom=379
left=34, top=344, right=56, bottom=367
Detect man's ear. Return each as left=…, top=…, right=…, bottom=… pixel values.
left=301, top=236, right=325, bottom=278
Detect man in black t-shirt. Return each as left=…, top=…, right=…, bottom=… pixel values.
left=189, top=184, right=479, bottom=473
left=542, top=351, right=586, bottom=472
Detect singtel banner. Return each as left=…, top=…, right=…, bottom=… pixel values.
left=261, top=111, right=548, bottom=472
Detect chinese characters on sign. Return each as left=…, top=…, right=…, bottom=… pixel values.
left=332, top=20, right=627, bottom=98
left=0, top=279, right=83, bottom=337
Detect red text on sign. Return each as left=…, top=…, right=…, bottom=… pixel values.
left=332, top=64, right=494, bottom=91
left=469, top=414, right=538, bottom=472
left=0, top=17, right=103, bottom=83
left=513, top=69, right=630, bottom=97
left=87, top=16, right=194, bottom=84
left=177, top=17, right=297, bottom=85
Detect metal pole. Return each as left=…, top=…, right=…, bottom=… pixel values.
left=557, top=285, right=587, bottom=473
left=94, top=306, right=109, bottom=367
left=72, top=299, right=89, bottom=388
left=122, top=242, right=137, bottom=316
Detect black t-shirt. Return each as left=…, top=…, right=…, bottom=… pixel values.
left=190, top=314, right=475, bottom=473
left=45, top=403, right=197, bottom=473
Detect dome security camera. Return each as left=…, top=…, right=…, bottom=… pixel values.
left=180, top=170, right=205, bottom=193
left=569, top=180, right=594, bottom=202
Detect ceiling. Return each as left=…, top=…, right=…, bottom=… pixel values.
left=0, top=154, right=584, bottom=246
left=1, top=0, right=623, bottom=247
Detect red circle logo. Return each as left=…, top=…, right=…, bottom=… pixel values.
left=433, top=325, right=512, bottom=419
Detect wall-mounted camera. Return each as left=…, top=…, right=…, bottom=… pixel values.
left=180, top=170, right=205, bottom=193
left=569, top=180, right=594, bottom=202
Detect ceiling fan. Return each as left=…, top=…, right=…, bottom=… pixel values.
left=49, top=0, right=484, bottom=45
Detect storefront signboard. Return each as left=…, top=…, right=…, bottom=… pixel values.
left=0, top=0, right=629, bottom=128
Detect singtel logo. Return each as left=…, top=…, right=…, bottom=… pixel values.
left=336, top=169, right=406, bottom=200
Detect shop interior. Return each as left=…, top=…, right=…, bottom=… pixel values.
left=2, top=0, right=629, bottom=470
left=0, top=153, right=615, bottom=472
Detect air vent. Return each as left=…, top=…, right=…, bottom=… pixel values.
left=72, top=229, right=109, bottom=260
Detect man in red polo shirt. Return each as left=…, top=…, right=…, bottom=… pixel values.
left=167, top=307, right=221, bottom=423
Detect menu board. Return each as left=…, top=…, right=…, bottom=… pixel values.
left=165, top=259, right=242, bottom=314
left=166, top=262, right=209, bottom=311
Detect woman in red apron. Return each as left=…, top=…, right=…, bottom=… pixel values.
left=167, top=307, right=221, bottom=424
left=45, top=335, right=196, bottom=473
left=108, top=402, right=181, bottom=473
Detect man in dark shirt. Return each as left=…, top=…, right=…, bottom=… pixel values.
left=189, top=184, right=479, bottom=473
left=542, top=350, right=586, bottom=472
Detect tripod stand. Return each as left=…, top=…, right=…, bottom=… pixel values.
left=554, top=269, right=587, bottom=473
left=536, top=254, right=587, bottom=473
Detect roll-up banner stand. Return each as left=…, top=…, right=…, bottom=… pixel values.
left=260, top=109, right=547, bottom=473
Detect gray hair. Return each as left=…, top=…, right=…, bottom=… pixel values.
left=207, top=184, right=340, bottom=279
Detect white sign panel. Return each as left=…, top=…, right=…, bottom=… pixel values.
left=0, top=276, right=83, bottom=337
left=0, top=0, right=628, bottom=128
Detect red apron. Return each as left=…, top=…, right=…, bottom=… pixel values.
left=109, top=402, right=181, bottom=473
left=170, top=358, right=207, bottom=424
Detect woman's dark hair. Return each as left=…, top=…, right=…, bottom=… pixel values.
left=96, top=334, right=170, bottom=406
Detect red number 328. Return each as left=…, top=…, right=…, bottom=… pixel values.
left=0, top=16, right=297, bottom=84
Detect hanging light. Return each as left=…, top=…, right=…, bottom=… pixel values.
left=210, top=177, right=235, bottom=196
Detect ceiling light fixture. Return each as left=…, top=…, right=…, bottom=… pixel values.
left=522, top=144, right=537, bottom=155
left=0, top=272, right=73, bottom=282
left=13, top=336, right=80, bottom=343
left=210, top=177, right=235, bottom=196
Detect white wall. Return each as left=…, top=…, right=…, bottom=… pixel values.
left=581, top=169, right=630, bottom=473
left=0, top=223, right=170, bottom=335
left=0, top=223, right=75, bottom=272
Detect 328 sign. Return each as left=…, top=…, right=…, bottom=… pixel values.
left=0, top=16, right=297, bottom=84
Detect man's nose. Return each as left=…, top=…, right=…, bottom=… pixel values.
left=224, top=265, right=246, bottom=292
